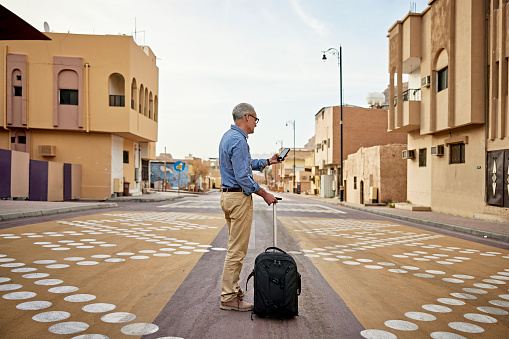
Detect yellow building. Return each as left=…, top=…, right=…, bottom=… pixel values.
left=1, top=32, right=158, bottom=199
left=387, top=0, right=508, bottom=220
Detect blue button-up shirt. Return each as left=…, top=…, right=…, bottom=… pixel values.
left=219, top=125, right=266, bottom=195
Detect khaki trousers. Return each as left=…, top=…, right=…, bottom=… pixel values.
left=220, top=192, right=253, bottom=302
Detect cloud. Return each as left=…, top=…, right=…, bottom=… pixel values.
left=290, top=0, right=326, bottom=35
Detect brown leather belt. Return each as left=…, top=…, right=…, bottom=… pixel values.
left=222, top=188, right=243, bottom=192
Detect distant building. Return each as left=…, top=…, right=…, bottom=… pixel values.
left=0, top=31, right=158, bottom=199
left=344, top=145, right=407, bottom=204
left=272, top=148, right=313, bottom=193
left=314, top=106, right=407, bottom=198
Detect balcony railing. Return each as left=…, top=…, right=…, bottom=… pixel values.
left=109, top=95, right=125, bottom=107
left=394, top=88, right=421, bottom=106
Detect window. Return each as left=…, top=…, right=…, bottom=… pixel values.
left=328, top=138, right=330, bottom=148
left=60, top=89, right=78, bottom=105
left=16, top=75, right=21, bottom=81
left=14, top=86, right=22, bottom=96
left=109, top=95, right=125, bottom=107
left=354, top=177, right=357, bottom=189
left=419, top=148, right=427, bottom=167
left=123, top=151, right=129, bottom=164
left=11, top=137, right=15, bottom=143
left=437, top=67, right=448, bottom=92
left=450, top=143, right=465, bottom=164
left=18, top=136, right=26, bottom=144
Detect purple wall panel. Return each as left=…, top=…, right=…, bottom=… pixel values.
left=0, top=149, right=12, bottom=198
left=64, top=163, right=72, bottom=201
left=29, top=160, right=48, bottom=201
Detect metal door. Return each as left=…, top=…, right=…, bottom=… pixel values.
left=487, top=151, right=504, bottom=206
left=504, top=150, right=509, bottom=208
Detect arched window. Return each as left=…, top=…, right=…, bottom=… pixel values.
left=108, top=73, right=125, bottom=107
left=139, top=85, right=144, bottom=114
left=131, top=78, right=137, bottom=110
left=435, top=49, right=448, bottom=92
left=149, top=92, right=153, bottom=119
left=154, top=95, right=158, bottom=122
left=144, top=88, right=148, bottom=117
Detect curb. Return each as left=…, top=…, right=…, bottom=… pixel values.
left=0, top=203, right=117, bottom=221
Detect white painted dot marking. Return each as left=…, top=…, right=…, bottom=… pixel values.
left=0, top=284, right=22, bottom=291
left=3, top=291, right=37, bottom=300
left=64, top=294, right=96, bottom=303
left=48, top=321, right=89, bottom=334
left=384, top=320, right=418, bottom=331
left=101, top=312, right=136, bottom=323
left=120, top=323, right=159, bottom=335
left=16, top=300, right=52, bottom=310
left=360, top=329, right=397, bottom=339
left=448, top=322, right=484, bottom=333
left=405, top=312, right=436, bottom=321
left=32, top=311, right=71, bottom=322
left=463, top=313, right=497, bottom=323
left=422, top=305, right=452, bottom=313
left=49, top=286, right=79, bottom=293
left=477, top=306, right=508, bottom=315
left=430, top=332, right=467, bottom=339
left=82, top=303, right=116, bottom=313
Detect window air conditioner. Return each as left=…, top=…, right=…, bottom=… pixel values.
left=431, top=145, right=444, bottom=156
left=421, top=76, right=431, bottom=88
left=38, top=145, right=56, bottom=157
left=402, top=149, right=415, bottom=159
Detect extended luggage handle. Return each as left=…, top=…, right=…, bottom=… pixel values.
left=273, top=197, right=282, bottom=247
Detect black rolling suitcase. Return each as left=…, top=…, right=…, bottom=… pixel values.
left=246, top=198, right=301, bottom=319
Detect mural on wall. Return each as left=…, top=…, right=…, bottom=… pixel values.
left=150, top=162, right=188, bottom=189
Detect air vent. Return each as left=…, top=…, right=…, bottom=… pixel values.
left=402, top=149, right=415, bottom=159
left=38, top=145, right=56, bottom=157
left=421, top=76, right=430, bottom=88
left=431, top=145, right=445, bottom=156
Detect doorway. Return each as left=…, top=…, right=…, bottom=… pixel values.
left=360, top=180, right=364, bottom=204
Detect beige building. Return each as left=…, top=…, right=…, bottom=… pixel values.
left=1, top=32, right=158, bottom=199
left=387, top=0, right=508, bottom=219
left=314, top=105, right=407, bottom=197
left=344, top=144, right=407, bottom=204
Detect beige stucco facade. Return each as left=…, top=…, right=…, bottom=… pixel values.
left=344, top=144, right=407, bottom=205
left=1, top=32, right=158, bottom=199
left=387, top=0, right=509, bottom=219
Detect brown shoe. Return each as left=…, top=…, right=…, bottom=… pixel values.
left=220, top=297, right=253, bottom=312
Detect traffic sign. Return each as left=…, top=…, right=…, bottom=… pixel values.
left=174, top=161, right=185, bottom=172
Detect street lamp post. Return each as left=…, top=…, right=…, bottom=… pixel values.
left=322, top=45, right=343, bottom=201
left=286, top=120, right=295, bottom=193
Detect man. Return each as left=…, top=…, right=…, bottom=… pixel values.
left=218, top=102, right=285, bottom=312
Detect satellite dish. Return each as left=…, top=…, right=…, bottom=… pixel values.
left=43, top=22, right=50, bottom=32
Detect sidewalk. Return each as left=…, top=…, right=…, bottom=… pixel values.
left=300, top=195, right=509, bottom=243
left=0, top=191, right=186, bottom=221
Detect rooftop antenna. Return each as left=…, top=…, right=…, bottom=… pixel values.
left=410, top=2, right=417, bottom=13
left=132, top=18, right=145, bottom=45
left=43, top=21, right=50, bottom=32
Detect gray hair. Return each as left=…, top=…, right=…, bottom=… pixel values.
left=232, top=103, right=255, bottom=122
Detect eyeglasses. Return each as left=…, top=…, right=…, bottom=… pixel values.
left=247, top=114, right=259, bottom=124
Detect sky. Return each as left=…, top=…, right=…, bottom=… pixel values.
left=4, top=0, right=429, bottom=159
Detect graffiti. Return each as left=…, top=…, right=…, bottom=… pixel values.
left=150, top=162, right=188, bottom=189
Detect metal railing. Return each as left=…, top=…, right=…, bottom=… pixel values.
left=109, top=95, right=125, bottom=107
left=394, top=88, right=421, bottom=106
